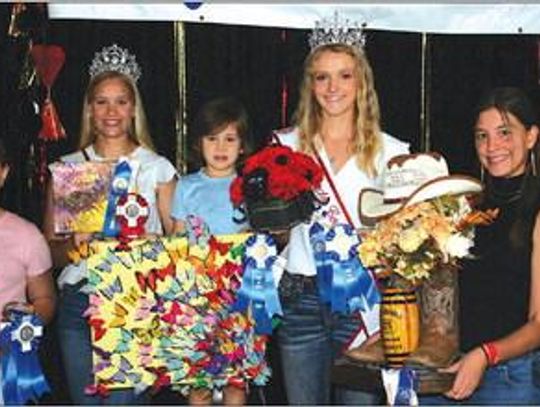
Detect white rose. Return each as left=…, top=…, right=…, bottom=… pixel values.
left=444, top=234, right=473, bottom=258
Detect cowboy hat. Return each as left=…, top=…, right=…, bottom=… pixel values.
left=359, top=152, right=482, bottom=220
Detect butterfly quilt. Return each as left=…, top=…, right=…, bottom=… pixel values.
left=85, top=234, right=271, bottom=394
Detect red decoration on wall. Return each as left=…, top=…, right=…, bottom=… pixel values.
left=30, top=44, right=66, bottom=141
left=280, top=29, right=289, bottom=128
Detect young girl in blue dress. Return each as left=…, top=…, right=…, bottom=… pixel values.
left=171, top=96, right=253, bottom=405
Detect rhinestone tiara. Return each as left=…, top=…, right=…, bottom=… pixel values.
left=308, top=11, right=366, bottom=52
left=88, top=44, right=142, bottom=83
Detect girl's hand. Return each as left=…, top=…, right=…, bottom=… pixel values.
left=443, top=347, right=488, bottom=400
left=73, top=232, right=93, bottom=247
left=66, top=233, right=94, bottom=264
left=2, top=301, right=35, bottom=321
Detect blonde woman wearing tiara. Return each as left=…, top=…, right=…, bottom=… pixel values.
left=43, top=44, right=177, bottom=404
left=274, top=13, right=409, bottom=405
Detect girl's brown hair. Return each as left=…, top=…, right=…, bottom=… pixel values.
left=190, top=97, right=251, bottom=169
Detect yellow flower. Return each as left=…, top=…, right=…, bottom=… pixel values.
left=398, top=226, right=428, bottom=253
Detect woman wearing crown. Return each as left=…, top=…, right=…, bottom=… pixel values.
left=273, top=12, right=410, bottom=405
left=43, top=44, right=177, bottom=404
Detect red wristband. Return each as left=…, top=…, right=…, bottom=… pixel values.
left=480, top=342, right=500, bottom=366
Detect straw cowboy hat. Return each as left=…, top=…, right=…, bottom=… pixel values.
left=359, top=152, right=483, bottom=220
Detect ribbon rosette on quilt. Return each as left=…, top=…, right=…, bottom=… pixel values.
left=233, top=234, right=282, bottom=334
left=0, top=311, right=50, bottom=405
left=309, top=222, right=380, bottom=314
left=116, top=192, right=150, bottom=239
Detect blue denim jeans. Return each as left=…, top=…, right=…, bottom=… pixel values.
left=419, top=351, right=540, bottom=405
left=56, top=282, right=149, bottom=405
left=277, top=281, right=382, bottom=405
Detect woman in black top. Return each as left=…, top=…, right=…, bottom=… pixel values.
left=443, top=87, right=540, bottom=404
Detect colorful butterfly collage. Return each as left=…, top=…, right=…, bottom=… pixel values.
left=86, top=234, right=270, bottom=392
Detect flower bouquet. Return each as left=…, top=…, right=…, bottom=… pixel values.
left=230, top=144, right=324, bottom=231
left=358, top=194, right=487, bottom=289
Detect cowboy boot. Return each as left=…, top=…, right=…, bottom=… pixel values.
left=405, top=264, right=459, bottom=368
left=344, top=332, right=386, bottom=365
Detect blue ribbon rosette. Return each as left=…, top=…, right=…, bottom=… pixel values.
left=309, top=222, right=380, bottom=314
left=0, top=310, right=50, bottom=405
left=102, top=159, right=132, bottom=237
left=233, top=234, right=283, bottom=334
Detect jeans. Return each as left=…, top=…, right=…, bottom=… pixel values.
left=420, top=351, right=540, bottom=405
left=56, top=282, right=148, bottom=405
left=277, top=280, right=382, bottom=405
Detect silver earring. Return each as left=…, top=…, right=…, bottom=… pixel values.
left=530, top=150, right=537, bottom=176
left=480, top=165, right=485, bottom=183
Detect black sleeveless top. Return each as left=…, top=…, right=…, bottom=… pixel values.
left=459, top=174, right=540, bottom=351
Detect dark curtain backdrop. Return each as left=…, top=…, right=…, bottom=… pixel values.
left=429, top=34, right=539, bottom=176
left=184, top=22, right=308, bottom=170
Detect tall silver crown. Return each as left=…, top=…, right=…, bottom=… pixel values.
left=308, top=11, right=366, bottom=52
left=88, top=44, right=142, bottom=83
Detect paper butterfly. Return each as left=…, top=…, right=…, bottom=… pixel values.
left=140, top=238, right=166, bottom=262
left=164, top=356, right=184, bottom=372
left=92, top=345, right=113, bottom=373
left=109, top=356, right=142, bottom=384
left=83, top=294, right=104, bottom=318
left=135, top=262, right=175, bottom=293
left=134, top=297, right=155, bottom=321
left=88, top=269, right=103, bottom=287
left=161, top=301, right=182, bottom=325
left=114, top=328, right=134, bottom=354
left=132, top=315, right=161, bottom=344
left=109, top=302, right=128, bottom=328
left=93, top=345, right=112, bottom=360
left=208, top=236, right=233, bottom=256
left=150, top=298, right=166, bottom=314
left=144, top=366, right=170, bottom=391
left=121, top=287, right=140, bottom=308
left=95, top=248, right=122, bottom=273
left=89, top=318, right=107, bottom=341
left=159, top=336, right=174, bottom=349
left=160, top=278, right=183, bottom=302
left=100, top=276, right=123, bottom=301
left=138, top=343, right=153, bottom=366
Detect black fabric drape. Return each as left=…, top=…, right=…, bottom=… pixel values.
left=429, top=34, right=539, bottom=177
left=184, top=22, right=307, bottom=170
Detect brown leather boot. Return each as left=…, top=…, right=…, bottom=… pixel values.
left=344, top=333, right=386, bottom=365
left=405, top=264, right=459, bottom=368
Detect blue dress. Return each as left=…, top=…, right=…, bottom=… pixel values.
left=171, top=169, right=246, bottom=235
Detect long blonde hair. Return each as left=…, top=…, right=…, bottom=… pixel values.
left=79, top=71, right=155, bottom=151
left=294, top=43, right=382, bottom=177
